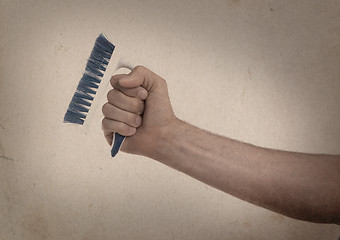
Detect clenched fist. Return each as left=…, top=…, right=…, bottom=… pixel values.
left=102, top=66, right=177, bottom=157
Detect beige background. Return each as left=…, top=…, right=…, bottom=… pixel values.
left=1, top=0, right=340, bottom=239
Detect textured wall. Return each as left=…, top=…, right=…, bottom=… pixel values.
left=0, top=0, right=339, bottom=239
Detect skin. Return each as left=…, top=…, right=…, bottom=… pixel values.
left=102, top=66, right=340, bottom=224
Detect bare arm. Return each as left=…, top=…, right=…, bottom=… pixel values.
left=102, top=66, right=340, bottom=224
left=153, top=119, right=340, bottom=224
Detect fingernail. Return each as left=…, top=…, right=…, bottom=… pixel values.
left=138, top=89, right=148, bottom=100
left=129, top=127, right=136, bottom=134
left=135, top=116, right=142, bottom=126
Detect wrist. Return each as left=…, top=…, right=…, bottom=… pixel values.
left=147, top=117, right=183, bottom=161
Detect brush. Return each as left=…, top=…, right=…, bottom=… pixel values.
left=63, top=33, right=133, bottom=157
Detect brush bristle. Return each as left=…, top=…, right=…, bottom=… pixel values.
left=64, top=34, right=115, bottom=124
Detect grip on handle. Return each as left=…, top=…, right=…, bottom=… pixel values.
left=111, top=132, right=125, bottom=157
left=109, top=56, right=136, bottom=157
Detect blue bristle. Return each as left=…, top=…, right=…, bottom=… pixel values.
left=64, top=34, right=115, bottom=124
left=77, top=84, right=96, bottom=95
left=68, top=102, right=89, bottom=113
left=71, top=95, right=91, bottom=106
left=74, top=91, right=94, bottom=101
left=64, top=110, right=85, bottom=124
left=91, top=56, right=109, bottom=66
left=78, top=77, right=99, bottom=90
left=81, top=73, right=101, bottom=84
left=88, top=59, right=107, bottom=71
left=85, top=63, right=104, bottom=77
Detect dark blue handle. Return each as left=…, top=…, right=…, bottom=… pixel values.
left=111, top=132, right=125, bottom=157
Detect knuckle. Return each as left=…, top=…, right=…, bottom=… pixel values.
left=102, top=118, right=108, bottom=129
left=107, top=89, right=121, bottom=103
left=134, top=65, right=146, bottom=73
left=110, top=74, right=124, bottom=88
left=110, top=76, right=116, bottom=87
left=106, top=89, right=114, bottom=101
left=102, top=103, right=110, bottom=115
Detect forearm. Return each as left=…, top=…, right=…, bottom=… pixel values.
left=150, top=119, right=340, bottom=224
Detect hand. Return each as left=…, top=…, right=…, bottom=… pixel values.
left=102, top=66, right=177, bottom=157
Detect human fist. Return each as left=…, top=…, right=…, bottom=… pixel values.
left=102, top=66, right=176, bottom=157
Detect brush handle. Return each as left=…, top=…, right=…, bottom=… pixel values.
left=111, top=132, right=125, bottom=157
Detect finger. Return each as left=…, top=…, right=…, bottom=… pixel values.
left=103, top=131, right=113, bottom=145
left=107, top=89, right=144, bottom=114
left=102, top=118, right=136, bottom=137
left=110, top=74, right=127, bottom=89
left=120, top=87, right=148, bottom=101
left=110, top=75, right=148, bottom=100
left=118, top=66, right=153, bottom=90
left=113, top=66, right=165, bottom=92
left=102, top=102, right=142, bottom=128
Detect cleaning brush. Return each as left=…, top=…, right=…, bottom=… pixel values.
left=64, top=34, right=129, bottom=157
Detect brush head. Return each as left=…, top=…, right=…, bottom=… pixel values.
left=64, top=34, right=115, bottom=124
